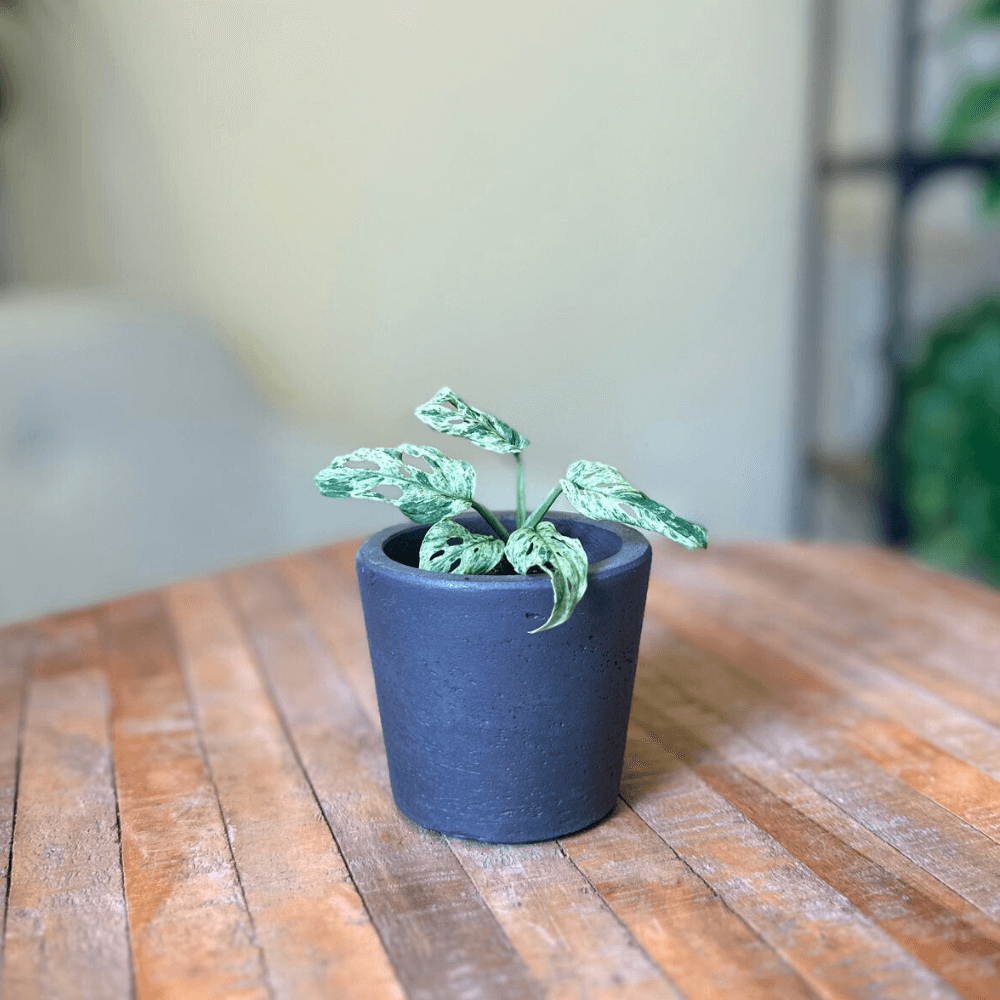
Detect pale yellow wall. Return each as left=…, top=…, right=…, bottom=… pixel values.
left=0, top=2, right=810, bottom=538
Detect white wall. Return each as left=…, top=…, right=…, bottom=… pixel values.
left=0, top=2, right=810, bottom=541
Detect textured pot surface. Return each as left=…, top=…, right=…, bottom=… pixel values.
left=356, top=511, right=652, bottom=843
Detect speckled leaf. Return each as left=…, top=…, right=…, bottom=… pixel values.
left=419, top=519, right=505, bottom=575
left=314, top=444, right=475, bottom=523
left=505, top=521, right=588, bottom=633
left=414, top=387, right=530, bottom=454
left=561, top=460, right=708, bottom=549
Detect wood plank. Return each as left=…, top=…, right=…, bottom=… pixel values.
left=223, top=560, right=544, bottom=1000
left=619, top=724, right=962, bottom=1000
left=102, top=593, right=270, bottom=1000
left=625, top=660, right=1000, bottom=997
left=799, top=543, right=1000, bottom=623
left=639, top=593, right=1000, bottom=924
left=560, top=800, right=822, bottom=1000
left=279, top=545, right=381, bottom=728
left=770, top=544, right=1000, bottom=718
left=695, top=545, right=1000, bottom=728
left=631, top=625, right=1000, bottom=946
left=448, top=834, right=684, bottom=1000
left=0, top=624, right=33, bottom=972
left=646, top=550, right=1000, bottom=857
left=841, top=716, right=1000, bottom=843
left=650, top=547, right=1000, bottom=786
left=2, top=612, right=132, bottom=1000
left=289, top=542, right=710, bottom=998
left=166, top=577, right=404, bottom=1000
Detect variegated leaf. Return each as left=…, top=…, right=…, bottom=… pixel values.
left=505, top=521, right=588, bottom=633
left=419, top=519, right=505, bottom=575
left=414, top=387, right=530, bottom=454
left=314, top=444, right=475, bottom=523
left=561, top=460, right=708, bottom=549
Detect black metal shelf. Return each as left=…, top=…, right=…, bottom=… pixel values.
left=820, top=150, right=1000, bottom=190
left=791, top=0, right=997, bottom=545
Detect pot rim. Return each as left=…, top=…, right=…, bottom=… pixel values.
left=356, top=509, right=651, bottom=591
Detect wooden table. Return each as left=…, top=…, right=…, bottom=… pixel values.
left=2, top=539, right=999, bottom=1000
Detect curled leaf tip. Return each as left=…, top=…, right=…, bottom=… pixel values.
left=505, top=521, right=588, bottom=632
left=561, top=459, right=708, bottom=550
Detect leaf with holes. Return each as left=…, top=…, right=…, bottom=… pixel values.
left=505, top=521, right=588, bottom=632
left=415, top=387, right=530, bottom=454
left=561, top=460, right=708, bottom=549
left=418, top=519, right=506, bottom=574
left=314, top=444, right=476, bottom=523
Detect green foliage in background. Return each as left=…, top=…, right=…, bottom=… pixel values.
left=901, top=298, right=1000, bottom=586
left=892, top=4, right=1000, bottom=587
left=941, top=1, right=1000, bottom=215
left=315, top=387, right=707, bottom=632
left=901, top=300, right=1000, bottom=585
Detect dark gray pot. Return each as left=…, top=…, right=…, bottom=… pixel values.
left=355, top=510, right=651, bottom=843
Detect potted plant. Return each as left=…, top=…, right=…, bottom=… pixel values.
left=315, top=387, right=707, bottom=842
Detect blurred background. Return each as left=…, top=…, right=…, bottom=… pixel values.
left=0, top=0, right=998, bottom=626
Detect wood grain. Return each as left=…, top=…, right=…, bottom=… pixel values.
left=649, top=549, right=1000, bottom=794
left=449, top=834, right=682, bottom=1000
left=280, top=546, right=381, bottom=728
left=2, top=612, right=131, bottom=1000
left=646, top=601, right=1000, bottom=918
left=625, top=647, right=1000, bottom=998
left=103, top=593, right=270, bottom=1000
left=561, top=799, right=821, bottom=1000
left=224, top=560, right=544, bottom=1000
left=166, top=577, right=404, bottom=1000
left=624, top=721, right=965, bottom=999
left=5, top=536, right=1000, bottom=998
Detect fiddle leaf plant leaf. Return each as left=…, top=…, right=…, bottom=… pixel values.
left=415, top=387, right=530, bottom=454
left=314, top=444, right=475, bottom=524
left=419, top=519, right=506, bottom=575
left=561, top=460, right=708, bottom=550
left=505, top=521, right=588, bottom=633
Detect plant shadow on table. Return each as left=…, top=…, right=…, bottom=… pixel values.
left=620, top=616, right=788, bottom=807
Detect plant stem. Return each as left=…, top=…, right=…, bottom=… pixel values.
left=515, top=452, right=526, bottom=528
left=524, top=484, right=563, bottom=530
left=470, top=500, right=510, bottom=542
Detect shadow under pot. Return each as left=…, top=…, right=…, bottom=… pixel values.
left=355, top=510, right=652, bottom=843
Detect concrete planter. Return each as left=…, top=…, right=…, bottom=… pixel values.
left=356, top=510, right=651, bottom=843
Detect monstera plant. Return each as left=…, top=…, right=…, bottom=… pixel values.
left=900, top=299, right=1000, bottom=585
left=314, top=387, right=707, bottom=631
left=315, top=387, right=708, bottom=842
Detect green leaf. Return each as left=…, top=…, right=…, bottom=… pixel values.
left=561, top=460, right=708, bottom=550
left=415, top=387, right=530, bottom=454
left=983, top=169, right=1000, bottom=217
left=314, top=444, right=475, bottom=523
left=505, top=521, right=588, bottom=633
left=419, top=519, right=505, bottom=575
left=972, top=0, right=1000, bottom=25
left=940, top=76, right=1000, bottom=150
